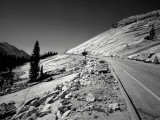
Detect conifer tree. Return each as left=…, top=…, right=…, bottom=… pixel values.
left=149, top=24, right=155, bottom=40
left=29, top=41, right=40, bottom=82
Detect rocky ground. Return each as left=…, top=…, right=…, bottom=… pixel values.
left=0, top=55, right=131, bottom=120
left=0, top=55, right=81, bottom=96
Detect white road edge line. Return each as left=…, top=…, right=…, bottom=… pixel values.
left=112, top=62, right=160, bottom=101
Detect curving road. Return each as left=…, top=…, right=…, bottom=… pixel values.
left=104, top=57, right=160, bottom=120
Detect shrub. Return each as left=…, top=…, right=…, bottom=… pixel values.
left=82, top=50, right=88, bottom=60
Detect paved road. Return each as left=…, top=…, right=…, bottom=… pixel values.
left=104, top=57, right=160, bottom=120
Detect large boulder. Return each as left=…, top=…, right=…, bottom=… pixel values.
left=30, top=99, right=40, bottom=107
left=39, top=92, right=57, bottom=105
left=25, top=98, right=39, bottom=106
left=45, top=94, right=58, bottom=104
left=51, top=100, right=62, bottom=114
left=61, top=110, right=71, bottom=119
left=36, top=104, right=52, bottom=118
left=41, top=104, right=52, bottom=113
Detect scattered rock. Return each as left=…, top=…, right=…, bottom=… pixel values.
left=65, top=92, right=72, bottom=99
left=58, top=104, right=71, bottom=114
left=45, top=95, right=57, bottom=104
left=18, top=105, right=30, bottom=114
left=21, top=110, right=32, bottom=120
left=29, top=106, right=36, bottom=113
left=83, top=105, right=94, bottom=111
left=80, top=80, right=91, bottom=86
left=77, top=95, right=85, bottom=101
left=39, top=92, right=56, bottom=105
left=99, top=60, right=105, bottom=64
left=86, top=93, right=95, bottom=102
left=51, top=100, right=62, bottom=114
left=41, top=104, right=51, bottom=113
left=30, top=99, right=40, bottom=107
left=39, top=110, right=51, bottom=118
left=25, top=98, right=39, bottom=106
left=62, top=85, right=68, bottom=92
left=72, top=107, right=77, bottom=112
left=108, top=103, right=119, bottom=112
left=6, top=58, right=130, bottom=120
left=73, top=93, right=79, bottom=98
left=54, top=89, right=60, bottom=95
left=112, top=86, right=119, bottom=90
left=56, top=110, right=61, bottom=119
left=61, top=99, right=71, bottom=105
left=61, top=110, right=71, bottom=119
left=96, top=96, right=103, bottom=101
left=59, top=91, right=67, bottom=99
left=113, top=79, right=118, bottom=83
left=94, top=114, right=99, bottom=119
left=71, top=86, right=79, bottom=91
left=39, top=96, right=48, bottom=105
left=88, top=111, right=92, bottom=115
left=98, top=69, right=110, bottom=74
left=14, top=112, right=26, bottom=120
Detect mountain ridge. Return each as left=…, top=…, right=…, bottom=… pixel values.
left=0, top=42, right=30, bottom=59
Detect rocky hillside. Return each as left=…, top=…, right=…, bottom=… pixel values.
left=0, top=42, right=30, bottom=59
left=67, top=10, right=160, bottom=63
left=0, top=55, right=132, bottom=120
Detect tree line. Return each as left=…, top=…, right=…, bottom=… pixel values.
left=0, top=54, right=29, bottom=73
left=0, top=47, right=58, bottom=74
left=40, top=51, right=58, bottom=59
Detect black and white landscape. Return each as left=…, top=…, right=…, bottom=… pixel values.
left=0, top=0, right=160, bottom=120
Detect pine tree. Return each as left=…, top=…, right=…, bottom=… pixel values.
left=149, top=25, right=155, bottom=40
left=29, top=41, right=40, bottom=82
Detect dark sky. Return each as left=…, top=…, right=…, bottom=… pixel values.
left=0, top=0, right=159, bottom=54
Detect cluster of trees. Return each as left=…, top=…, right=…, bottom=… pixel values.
left=40, top=51, right=58, bottom=59
left=0, top=40, right=58, bottom=84
left=0, top=40, right=58, bottom=91
left=0, top=54, right=29, bottom=72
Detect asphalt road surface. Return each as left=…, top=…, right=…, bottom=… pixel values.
left=105, top=57, right=160, bottom=120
